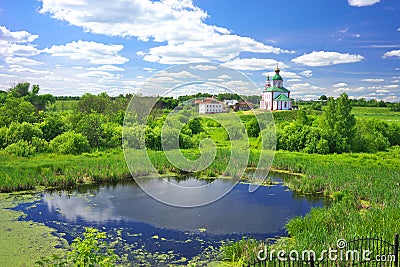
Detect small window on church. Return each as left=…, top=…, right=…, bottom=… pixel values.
left=284, top=102, right=287, bottom=108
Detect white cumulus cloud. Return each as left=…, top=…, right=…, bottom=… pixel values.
left=347, top=0, right=380, bottom=7
left=291, top=51, right=364, bottom=66
left=0, top=25, right=38, bottom=43
left=43, top=40, right=129, bottom=65
left=333, top=82, right=348, bottom=88
left=86, top=65, right=125, bottom=72
left=39, top=0, right=294, bottom=64
left=0, top=26, right=40, bottom=57
left=300, top=70, right=313, bottom=77
left=360, top=78, right=384, bottom=82
left=223, top=58, right=286, bottom=71
left=5, top=56, right=43, bottom=66
left=383, top=50, right=400, bottom=58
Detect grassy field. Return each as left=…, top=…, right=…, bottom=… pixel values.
left=53, top=100, right=78, bottom=112
left=352, top=107, right=400, bottom=122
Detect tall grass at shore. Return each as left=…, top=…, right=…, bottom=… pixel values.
left=222, top=146, right=400, bottom=264
left=0, top=149, right=130, bottom=192
left=0, top=147, right=259, bottom=192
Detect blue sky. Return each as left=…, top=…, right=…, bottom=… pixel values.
left=0, top=0, right=399, bottom=101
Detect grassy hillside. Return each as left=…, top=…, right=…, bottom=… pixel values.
left=352, top=106, right=400, bottom=122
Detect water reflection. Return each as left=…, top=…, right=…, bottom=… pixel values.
left=41, top=176, right=322, bottom=234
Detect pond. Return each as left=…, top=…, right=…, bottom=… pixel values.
left=13, top=174, right=324, bottom=266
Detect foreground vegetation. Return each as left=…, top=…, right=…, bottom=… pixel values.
left=2, top=147, right=399, bottom=266
left=222, top=147, right=400, bottom=265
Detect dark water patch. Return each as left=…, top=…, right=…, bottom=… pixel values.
left=13, top=176, right=324, bottom=265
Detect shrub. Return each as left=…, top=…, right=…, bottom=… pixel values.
left=123, top=124, right=145, bottom=149
left=31, top=137, right=49, bottom=153
left=246, top=118, right=260, bottom=138
left=36, top=227, right=117, bottom=267
left=7, top=122, right=43, bottom=144
left=260, top=127, right=276, bottom=150
left=39, top=113, right=67, bottom=141
left=75, top=113, right=106, bottom=148
left=102, top=122, right=122, bottom=148
left=179, top=133, right=194, bottom=149
left=223, top=123, right=244, bottom=141
left=50, top=131, right=90, bottom=154
left=0, top=127, right=7, bottom=149
left=5, top=140, right=35, bottom=157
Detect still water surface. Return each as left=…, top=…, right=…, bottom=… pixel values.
left=14, top=175, right=323, bottom=265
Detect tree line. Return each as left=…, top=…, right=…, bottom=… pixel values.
left=0, top=83, right=399, bottom=157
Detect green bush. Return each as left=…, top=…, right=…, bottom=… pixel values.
left=31, top=137, right=49, bottom=153
left=7, top=122, right=43, bottom=144
left=123, top=124, right=145, bottom=149
left=102, top=122, right=122, bottom=148
left=5, top=140, right=35, bottom=157
left=179, top=133, right=194, bottom=149
left=39, top=113, right=67, bottom=141
left=50, top=131, right=90, bottom=154
left=223, top=123, right=244, bottom=141
left=36, top=227, right=117, bottom=267
left=0, top=127, right=7, bottom=149
left=75, top=113, right=106, bottom=148
left=246, top=118, right=260, bottom=138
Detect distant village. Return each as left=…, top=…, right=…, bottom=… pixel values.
left=195, top=66, right=294, bottom=114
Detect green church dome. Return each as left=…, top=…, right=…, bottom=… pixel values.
left=272, top=73, right=283, bottom=80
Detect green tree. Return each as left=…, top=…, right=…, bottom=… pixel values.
left=123, top=124, right=145, bottom=149
left=39, top=113, right=67, bottom=141
left=0, top=90, right=7, bottom=104
left=246, top=118, right=260, bottom=138
left=353, top=119, right=391, bottom=152
left=78, top=93, right=110, bottom=114
left=320, top=93, right=355, bottom=153
left=295, top=110, right=311, bottom=126
left=145, top=126, right=161, bottom=150
left=76, top=113, right=106, bottom=148
left=187, top=117, right=203, bottom=135
left=389, top=103, right=400, bottom=112
left=102, top=122, right=122, bottom=148
left=0, top=127, right=7, bottom=149
left=387, top=122, right=400, bottom=146
left=0, top=97, right=37, bottom=126
left=9, top=82, right=30, bottom=98
left=223, top=123, right=244, bottom=141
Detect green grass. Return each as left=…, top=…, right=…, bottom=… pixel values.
left=221, top=147, right=400, bottom=265
left=53, top=100, right=78, bottom=112
left=352, top=107, right=400, bottom=122
left=0, top=149, right=130, bottom=192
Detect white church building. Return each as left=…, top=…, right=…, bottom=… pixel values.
left=260, top=66, right=292, bottom=110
